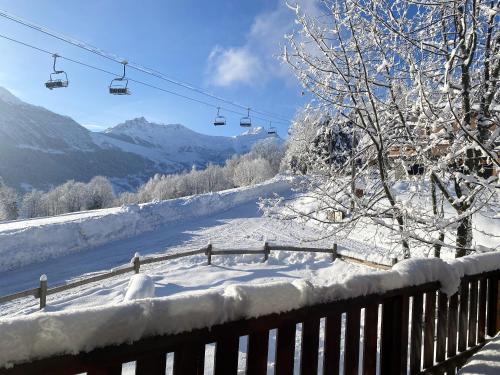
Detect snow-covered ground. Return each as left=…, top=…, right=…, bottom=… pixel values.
left=459, top=333, right=500, bottom=374
left=0, top=177, right=379, bottom=318
left=1, top=176, right=499, bottom=373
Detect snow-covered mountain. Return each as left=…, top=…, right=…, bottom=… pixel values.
left=93, top=117, right=277, bottom=171
left=0, top=87, right=282, bottom=191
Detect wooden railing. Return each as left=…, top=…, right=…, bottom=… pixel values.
left=0, top=243, right=393, bottom=310
left=1, top=269, right=499, bottom=375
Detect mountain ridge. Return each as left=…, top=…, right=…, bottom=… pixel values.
left=0, top=88, right=282, bottom=191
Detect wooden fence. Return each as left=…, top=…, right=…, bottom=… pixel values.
left=1, top=269, right=499, bottom=375
left=0, top=243, right=393, bottom=310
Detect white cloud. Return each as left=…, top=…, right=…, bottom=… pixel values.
left=206, top=0, right=323, bottom=88
left=207, top=46, right=263, bottom=87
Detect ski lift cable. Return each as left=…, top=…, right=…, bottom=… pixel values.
left=0, top=8, right=291, bottom=124
left=0, top=32, right=280, bottom=122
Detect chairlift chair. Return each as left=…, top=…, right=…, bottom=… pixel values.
left=213, top=107, right=226, bottom=126
left=109, top=61, right=130, bottom=95
left=240, top=108, right=251, bottom=127
left=45, top=54, right=69, bottom=90
left=267, top=122, right=277, bottom=135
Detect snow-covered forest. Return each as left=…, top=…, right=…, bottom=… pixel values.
left=271, top=0, right=500, bottom=259
left=0, top=138, right=284, bottom=220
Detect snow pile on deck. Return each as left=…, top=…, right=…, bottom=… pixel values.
left=123, top=274, right=155, bottom=301
left=1, top=251, right=499, bottom=368
left=0, top=177, right=292, bottom=272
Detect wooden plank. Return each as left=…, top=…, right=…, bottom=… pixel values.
left=487, top=276, right=499, bottom=336
left=47, top=266, right=134, bottom=295
left=436, top=292, right=448, bottom=363
left=323, top=311, right=341, bottom=375
left=300, top=317, right=320, bottom=375
left=140, top=247, right=208, bottom=265
left=275, top=323, right=296, bottom=375
left=400, top=295, right=410, bottom=372
left=446, top=293, right=459, bottom=375
left=380, top=296, right=403, bottom=374
left=173, top=342, right=205, bottom=375
left=0, top=287, right=39, bottom=304
left=458, top=279, right=469, bottom=352
left=468, top=280, right=478, bottom=347
left=410, top=293, right=423, bottom=374
left=423, top=291, right=436, bottom=369
left=136, top=353, right=166, bottom=375
left=211, top=249, right=265, bottom=256
left=478, top=278, right=487, bottom=343
left=269, top=245, right=334, bottom=253
left=344, top=309, right=361, bottom=375
left=246, top=331, right=269, bottom=375
left=214, top=336, right=239, bottom=375
left=362, top=304, right=379, bottom=375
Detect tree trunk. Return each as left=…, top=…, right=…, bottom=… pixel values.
left=455, top=215, right=472, bottom=258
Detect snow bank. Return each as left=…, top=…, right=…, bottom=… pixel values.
left=458, top=333, right=500, bottom=374
left=123, top=275, right=155, bottom=301
left=1, top=251, right=499, bottom=368
left=0, top=176, right=293, bottom=272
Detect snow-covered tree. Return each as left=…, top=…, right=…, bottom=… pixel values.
left=20, top=189, right=44, bottom=218
left=0, top=179, right=18, bottom=221
left=86, top=176, right=115, bottom=210
left=233, top=158, right=274, bottom=187
left=249, top=138, right=285, bottom=175
left=275, top=0, right=499, bottom=258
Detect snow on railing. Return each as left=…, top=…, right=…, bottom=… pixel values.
left=1, top=251, right=500, bottom=373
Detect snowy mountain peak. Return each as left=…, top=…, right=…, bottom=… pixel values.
left=0, top=87, right=23, bottom=105
left=240, top=126, right=265, bottom=136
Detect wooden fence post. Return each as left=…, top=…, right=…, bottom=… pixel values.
left=133, top=253, right=140, bottom=274
left=331, top=243, right=337, bottom=262
left=206, top=243, right=212, bottom=265
left=39, top=274, right=47, bottom=310
left=263, top=242, right=270, bottom=262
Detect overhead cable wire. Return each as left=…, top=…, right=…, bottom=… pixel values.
left=0, top=32, right=282, bottom=122
left=0, top=8, right=291, bottom=124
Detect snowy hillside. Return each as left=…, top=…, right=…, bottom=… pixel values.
left=93, top=117, right=281, bottom=170
left=0, top=87, right=282, bottom=191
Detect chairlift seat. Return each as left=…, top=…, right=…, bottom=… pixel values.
left=109, top=87, right=130, bottom=95
left=45, top=79, right=69, bottom=90
left=45, top=70, right=69, bottom=90
left=214, top=116, right=226, bottom=126
left=240, top=117, right=251, bottom=127
left=109, top=77, right=130, bottom=95
left=268, top=127, right=277, bottom=135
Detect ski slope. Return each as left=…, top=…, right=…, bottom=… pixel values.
left=0, top=177, right=377, bottom=318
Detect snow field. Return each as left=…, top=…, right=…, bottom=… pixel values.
left=1, top=251, right=499, bottom=368
left=0, top=176, right=293, bottom=272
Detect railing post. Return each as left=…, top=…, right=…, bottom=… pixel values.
left=487, top=276, right=499, bottom=336
left=263, top=241, right=270, bottom=262
left=331, top=243, right=337, bottom=262
left=380, top=295, right=406, bottom=374
left=133, top=252, right=140, bottom=274
left=39, top=274, right=47, bottom=310
left=206, top=243, right=212, bottom=265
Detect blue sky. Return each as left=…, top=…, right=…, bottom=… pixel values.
left=0, top=0, right=311, bottom=136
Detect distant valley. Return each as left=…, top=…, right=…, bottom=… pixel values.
left=0, top=87, right=281, bottom=191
